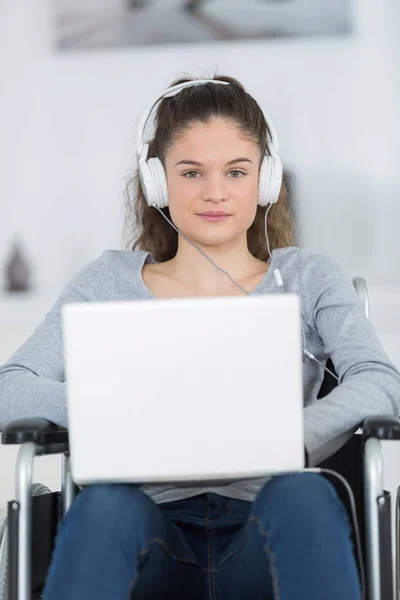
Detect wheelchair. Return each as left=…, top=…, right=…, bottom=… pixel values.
left=1, top=277, right=400, bottom=600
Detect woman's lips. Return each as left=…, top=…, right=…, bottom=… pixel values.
left=197, top=214, right=231, bottom=222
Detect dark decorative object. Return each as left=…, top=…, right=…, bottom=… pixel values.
left=127, top=0, right=147, bottom=7
left=184, top=0, right=202, bottom=13
left=5, top=240, right=31, bottom=292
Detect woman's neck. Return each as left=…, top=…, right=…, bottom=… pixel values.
left=164, top=236, right=266, bottom=293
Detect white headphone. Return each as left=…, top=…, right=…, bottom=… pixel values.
left=137, top=79, right=283, bottom=210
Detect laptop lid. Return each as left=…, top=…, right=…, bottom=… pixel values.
left=62, top=295, right=304, bottom=485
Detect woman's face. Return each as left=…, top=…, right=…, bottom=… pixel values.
left=163, top=118, right=261, bottom=250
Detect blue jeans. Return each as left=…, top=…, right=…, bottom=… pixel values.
left=43, top=473, right=361, bottom=599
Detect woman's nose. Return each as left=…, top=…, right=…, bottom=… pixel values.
left=201, top=175, right=228, bottom=202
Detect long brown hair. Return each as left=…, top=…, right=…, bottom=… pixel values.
left=124, top=74, right=296, bottom=262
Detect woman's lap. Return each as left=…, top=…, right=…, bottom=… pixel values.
left=43, top=473, right=361, bottom=600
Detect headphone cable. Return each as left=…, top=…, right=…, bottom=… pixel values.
left=153, top=204, right=250, bottom=296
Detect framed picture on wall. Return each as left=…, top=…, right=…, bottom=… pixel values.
left=55, top=0, right=354, bottom=51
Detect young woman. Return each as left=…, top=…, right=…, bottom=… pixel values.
left=1, top=75, right=399, bottom=600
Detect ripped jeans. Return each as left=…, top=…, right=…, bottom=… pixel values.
left=43, top=472, right=361, bottom=600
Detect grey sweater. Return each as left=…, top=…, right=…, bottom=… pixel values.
left=1, top=246, right=400, bottom=504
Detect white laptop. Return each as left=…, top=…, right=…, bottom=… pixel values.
left=62, top=295, right=304, bottom=486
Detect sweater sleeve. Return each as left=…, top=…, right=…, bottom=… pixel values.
left=0, top=251, right=111, bottom=431
left=301, top=252, right=400, bottom=466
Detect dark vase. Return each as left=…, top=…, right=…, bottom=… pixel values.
left=5, top=242, right=31, bottom=292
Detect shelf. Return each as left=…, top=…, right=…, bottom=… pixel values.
left=0, top=289, right=59, bottom=325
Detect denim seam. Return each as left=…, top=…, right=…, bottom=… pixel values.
left=200, top=567, right=219, bottom=573
left=129, top=573, right=138, bottom=595
left=139, top=537, right=199, bottom=565
left=205, top=497, right=216, bottom=600
left=128, top=537, right=200, bottom=596
left=219, top=520, right=250, bottom=566
left=209, top=511, right=217, bottom=599
left=249, top=515, right=281, bottom=600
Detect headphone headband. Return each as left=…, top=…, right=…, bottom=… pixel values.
left=136, top=79, right=279, bottom=160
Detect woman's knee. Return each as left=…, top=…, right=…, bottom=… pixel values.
left=253, top=472, right=348, bottom=525
left=62, top=484, right=159, bottom=535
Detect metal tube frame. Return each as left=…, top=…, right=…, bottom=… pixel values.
left=61, top=454, right=77, bottom=516
left=14, top=441, right=69, bottom=600
left=396, top=486, right=400, bottom=599
left=352, top=277, right=370, bottom=320
left=364, top=436, right=392, bottom=600
left=15, top=442, right=44, bottom=600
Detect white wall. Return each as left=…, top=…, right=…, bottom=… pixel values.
left=0, top=0, right=399, bottom=294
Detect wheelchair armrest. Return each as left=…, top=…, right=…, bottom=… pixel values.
left=362, top=415, right=400, bottom=440
left=1, top=418, right=69, bottom=446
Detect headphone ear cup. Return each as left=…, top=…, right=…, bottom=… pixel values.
left=258, top=155, right=283, bottom=206
left=258, top=156, right=273, bottom=207
left=146, top=158, right=168, bottom=208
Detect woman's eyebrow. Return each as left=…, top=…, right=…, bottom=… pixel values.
left=226, top=157, right=253, bottom=166
left=175, top=158, right=253, bottom=167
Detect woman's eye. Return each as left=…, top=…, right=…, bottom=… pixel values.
left=228, top=170, right=245, bottom=178
left=183, top=170, right=200, bottom=179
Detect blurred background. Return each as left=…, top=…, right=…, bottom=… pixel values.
left=0, top=0, right=399, bottom=507
left=55, top=0, right=354, bottom=48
